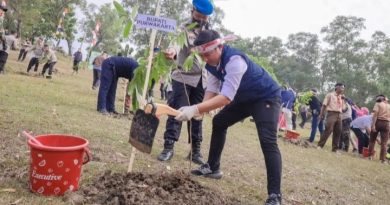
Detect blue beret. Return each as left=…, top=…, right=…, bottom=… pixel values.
left=192, top=0, right=214, bottom=15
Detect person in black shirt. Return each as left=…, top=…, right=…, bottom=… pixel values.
left=307, top=88, right=324, bottom=142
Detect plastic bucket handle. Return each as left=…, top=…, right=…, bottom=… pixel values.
left=83, top=147, right=92, bottom=164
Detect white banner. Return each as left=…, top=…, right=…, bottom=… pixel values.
left=135, top=14, right=176, bottom=33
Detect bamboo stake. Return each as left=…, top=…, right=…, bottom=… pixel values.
left=127, top=0, right=161, bottom=173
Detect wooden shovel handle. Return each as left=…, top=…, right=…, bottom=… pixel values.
left=145, top=103, right=180, bottom=117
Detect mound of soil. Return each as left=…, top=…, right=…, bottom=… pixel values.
left=80, top=170, right=240, bottom=205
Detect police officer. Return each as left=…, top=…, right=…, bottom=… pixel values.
left=97, top=56, right=139, bottom=114
left=157, top=0, right=214, bottom=165
left=175, top=30, right=283, bottom=205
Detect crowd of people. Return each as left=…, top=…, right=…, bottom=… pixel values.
left=3, top=0, right=389, bottom=204
left=90, top=0, right=283, bottom=204
left=279, top=83, right=390, bottom=164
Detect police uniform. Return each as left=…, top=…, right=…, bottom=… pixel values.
left=158, top=0, right=214, bottom=164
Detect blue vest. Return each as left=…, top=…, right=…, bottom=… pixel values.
left=205, top=45, right=281, bottom=103
left=281, top=90, right=296, bottom=110
left=108, top=56, right=139, bottom=79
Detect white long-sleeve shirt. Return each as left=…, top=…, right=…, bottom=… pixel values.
left=206, top=55, right=247, bottom=101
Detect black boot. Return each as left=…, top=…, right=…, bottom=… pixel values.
left=187, top=141, right=204, bottom=165
left=157, top=140, right=174, bottom=162
left=264, top=193, right=282, bottom=205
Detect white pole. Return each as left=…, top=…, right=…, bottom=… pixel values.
left=127, top=0, right=161, bottom=173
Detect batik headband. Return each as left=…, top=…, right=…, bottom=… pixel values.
left=195, top=34, right=238, bottom=54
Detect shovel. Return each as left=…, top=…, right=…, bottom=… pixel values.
left=129, top=103, right=180, bottom=154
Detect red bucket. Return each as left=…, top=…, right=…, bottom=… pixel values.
left=285, top=130, right=300, bottom=140
left=362, top=147, right=375, bottom=158
left=27, top=134, right=91, bottom=196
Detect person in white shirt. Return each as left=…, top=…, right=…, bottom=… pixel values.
left=350, top=114, right=372, bottom=154
left=0, top=30, right=16, bottom=74
left=41, top=44, right=58, bottom=79
left=26, top=37, right=44, bottom=73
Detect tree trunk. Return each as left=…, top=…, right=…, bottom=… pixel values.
left=16, top=19, right=22, bottom=38
left=66, top=38, right=73, bottom=56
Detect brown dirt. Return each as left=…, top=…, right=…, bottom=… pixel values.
left=282, top=137, right=317, bottom=148
left=79, top=170, right=241, bottom=205
left=0, top=132, right=29, bottom=183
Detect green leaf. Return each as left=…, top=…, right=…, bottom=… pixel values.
left=176, top=32, right=187, bottom=48
left=131, top=88, right=139, bottom=110
left=182, top=52, right=195, bottom=71
left=113, top=1, right=126, bottom=17
left=131, top=4, right=139, bottom=19
left=185, top=22, right=198, bottom=30
left=123, top=21, right=133, bottom=38
left=194, top=53, right=202, bottom=63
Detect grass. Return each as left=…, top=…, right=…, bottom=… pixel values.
left=1, top=50, right=389, bottom=205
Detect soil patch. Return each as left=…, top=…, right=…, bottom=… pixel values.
left=79, top=170, right=240, bottom=205
left=282, top=137, right=317, bottom=148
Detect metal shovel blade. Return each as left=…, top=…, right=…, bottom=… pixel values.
left=129, top=109, right=159, bottom=154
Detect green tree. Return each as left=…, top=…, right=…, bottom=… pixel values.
left=5, top=0, right=85, bottom=41
left=368, top=31, right=390, bottom=98
left=280, top=32, right=321, bottom=91
left=320, top=16, right=375, bottom=105
left=81, top=3, right=123, bottom=54
left=63, top=7, right=78, bottom=55
left=5, top=0, right=45, bottom=38
left=250, top=36, right=287, bottom=65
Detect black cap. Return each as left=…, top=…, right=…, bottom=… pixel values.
left=0, top=5, right=8, bottom=12
left=335, top=82, right=345, bottom=88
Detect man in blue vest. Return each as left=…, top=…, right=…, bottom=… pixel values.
left=97, top=56, right=138, bottom=114
left=175, top=30, right=283, bottom=205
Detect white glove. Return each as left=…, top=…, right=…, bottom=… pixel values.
left=175, top=105, right=199, bottom=121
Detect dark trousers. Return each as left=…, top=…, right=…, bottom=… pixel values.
left=208, top=98, right=282, bottom=195
left=92, top=69, right=101, bottom=88
left=147, top=79, right=156, bottom=98
left=292, top=112, right=297, bottom=130
left=159, top=83, right=167, bottom=100
left=351, top=127, right=369, bottom=154
left=299, top=111, right=307, bottom=127
left=41, top=62, right=57, bottom=76
left=318, top=111, right=342, bottom=151
left=338, top=118, right=352, bottom=151
left=163, top=79, right=204, bottom=147
left=27, top=57, right=40, bottom=72
left=97, top=61, right=118, bottom=112
left=18, top=49, right=28, bottom=61
left=73, top=60, right=81, bottom=72
left=0, top=51, right=8, bottom=73
left=309, top=111, right=324, bottom=142
left=368, top=120, right=389, bottom=161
